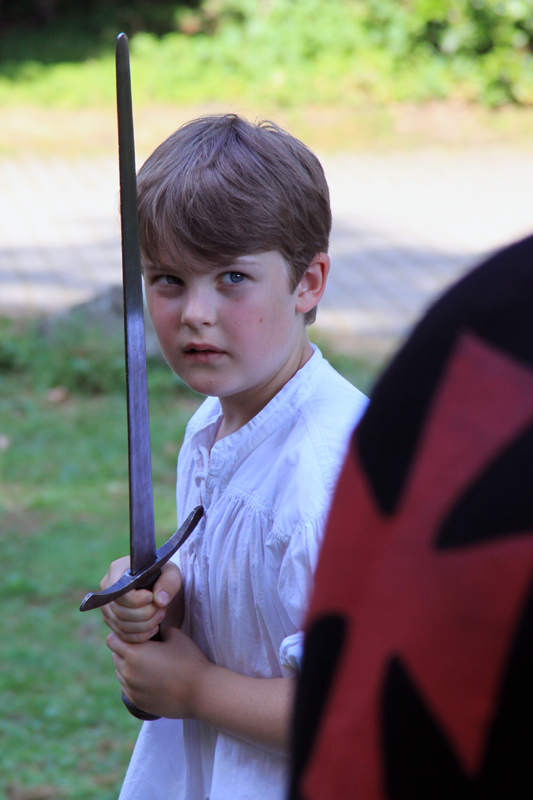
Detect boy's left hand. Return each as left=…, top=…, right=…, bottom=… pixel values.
left=106, top=626, right=211, bottom=719
left=100, top=559, right=184, bottom=643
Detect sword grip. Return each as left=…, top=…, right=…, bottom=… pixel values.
left=121, top=573, right=163, bottom=722
left=80, top=507, right=203, bottom=721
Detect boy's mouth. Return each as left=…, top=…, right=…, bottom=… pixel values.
left=183, top=343, right=225, bottom=362
left=184, top=343, right=223, bottom=353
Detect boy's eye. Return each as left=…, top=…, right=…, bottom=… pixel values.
left=222, top=272, right=246, bottom=284
left=156, top=274, right=182, bottom=286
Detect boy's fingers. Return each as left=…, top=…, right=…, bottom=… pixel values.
left=109, top=625, right=160, bottom=644
left=100, top=555, right=130, bottom=591
left=107, top=598, right=157, bottom=621
left=152, top=562, right=183, bottom=609
left=117, top=676, right=135, bottom=705
left=101, top=603, right=163, bottom=639
left=102, top=614, right=161, bottom=639
left=113, top=588, right=153, bottom=609
left=102, top=610, right=162, bottom=639
left=106, top=632, right=128, bottom=657
left=115, top=668, right=130, bottom=697
left=109, top=609, right=163, bottom=628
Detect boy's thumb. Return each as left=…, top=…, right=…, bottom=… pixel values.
left=155, top=590, right=170, bottom=607
left=152, top=562, right=182, bottom=607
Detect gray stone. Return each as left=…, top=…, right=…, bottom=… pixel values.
left=40, top=284, right=164, bottom=361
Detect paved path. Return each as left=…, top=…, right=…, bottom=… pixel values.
left=1, top=148, right=532, bottom=354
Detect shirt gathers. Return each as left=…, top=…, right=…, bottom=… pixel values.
left=119, top=346, right=368, bottom=800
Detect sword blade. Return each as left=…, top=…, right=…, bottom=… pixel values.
left=116, top=32, right=156, bottom=576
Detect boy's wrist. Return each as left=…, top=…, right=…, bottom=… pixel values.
left=187, top=658, right=218, bottom=722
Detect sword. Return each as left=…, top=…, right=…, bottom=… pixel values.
left=80, top=33, right=203, bottom=721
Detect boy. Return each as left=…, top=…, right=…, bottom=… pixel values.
left=100, top=114, right=368, bottom=799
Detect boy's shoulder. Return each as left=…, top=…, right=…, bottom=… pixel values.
left=300, top=356, right=367, bottom=430
left=269, top=356, right=368, bottom=495
left=242, top=352, right=367, bottom=516
left=253, top=356, right=367, bottom=540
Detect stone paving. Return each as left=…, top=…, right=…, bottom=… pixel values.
left=1, top=147, right=532, bottom=355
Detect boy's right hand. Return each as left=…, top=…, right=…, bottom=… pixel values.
left=100, top=557, right=184, bottom=643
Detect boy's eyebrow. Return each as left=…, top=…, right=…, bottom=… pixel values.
left=142, top=261, right=182, bottom=273
left=142, top=255, right=265, bottom=274
left=142, top=259, right=213, bottom=276
left=141, top=259, right=166, bottom=270
left=231, top=255, right=263, bottom=267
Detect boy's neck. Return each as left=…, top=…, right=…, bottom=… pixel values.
left=214, top=338, right=314, bottom=442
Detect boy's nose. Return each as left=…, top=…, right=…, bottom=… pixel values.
left=180, top=288, right=216, bottom=328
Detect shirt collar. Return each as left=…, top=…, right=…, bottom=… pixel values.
left=188, top=345, right=324, bottom=476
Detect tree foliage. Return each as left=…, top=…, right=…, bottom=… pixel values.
left=0, top=0, right=532, bottom=106
left=0, top=0, right=195, bottom=34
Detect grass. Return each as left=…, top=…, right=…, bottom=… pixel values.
left=0, top=316, right=377, bottom=799
left=0, top=379, right=200, bottom=797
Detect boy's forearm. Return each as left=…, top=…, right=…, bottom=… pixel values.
left=107, top=626, right=296, bottom=753
left=191, top=665, right=296, bottom=754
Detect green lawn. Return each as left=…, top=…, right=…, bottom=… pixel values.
left=0, top=380, right=201, bottom=798
left=0, top=318, right=376, bottom=799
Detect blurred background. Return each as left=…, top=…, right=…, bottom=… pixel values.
left=1, top=2, right=532, bottom=797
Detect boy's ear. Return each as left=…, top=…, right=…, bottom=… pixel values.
left=295, top=252, right=330, bottom=314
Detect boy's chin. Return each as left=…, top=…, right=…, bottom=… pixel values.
left=182, top=376, right=247, bottom=400
left=179, top=375, right=224, bottom=398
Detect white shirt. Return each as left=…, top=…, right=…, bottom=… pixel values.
left=119, top=346, right=368, bottom=800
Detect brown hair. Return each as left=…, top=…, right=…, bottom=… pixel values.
left=137, top=114, right=331, bottom=325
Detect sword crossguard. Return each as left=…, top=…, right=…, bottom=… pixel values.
left=79, top=506, right=203, bottom=612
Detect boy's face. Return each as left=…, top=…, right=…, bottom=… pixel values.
left=143, top=250, right=309, bottom=404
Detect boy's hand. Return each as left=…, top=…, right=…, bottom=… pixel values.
left=100, top=557, right=184, bottom=643
left=106, top=626, right=210, bottom=719
left=105, top=628, right=295, bottom=753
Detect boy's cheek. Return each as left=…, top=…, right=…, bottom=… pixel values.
left=148, top=301, right=175, bottom=335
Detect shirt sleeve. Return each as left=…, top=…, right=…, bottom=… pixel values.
left=267, top=514, right=326, bottom=677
